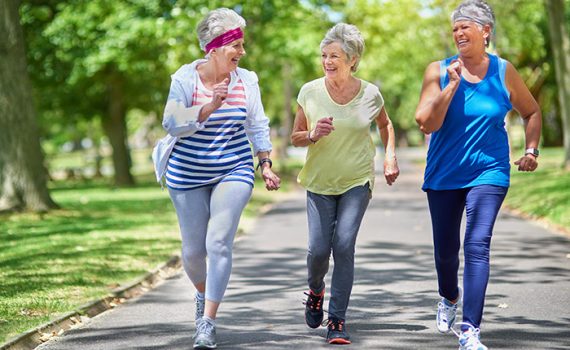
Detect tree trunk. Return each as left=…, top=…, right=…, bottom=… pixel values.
left=546, top=0, right=570, bottom=169
left=101, top=72, right=134, bottom=186
left=0, top=0, right=58, bottom=212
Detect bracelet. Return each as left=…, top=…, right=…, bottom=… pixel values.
left=256, top=158, right=272, bottom=171
left=308, top=130, right=317, bottom=143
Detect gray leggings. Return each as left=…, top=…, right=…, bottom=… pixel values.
left=169, top=181, right=252, bottom=302
left=306, top=183, right=371, bottom=320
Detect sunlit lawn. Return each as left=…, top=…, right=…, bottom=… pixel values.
left=0, top=159, right=299, bottom=343
left=0, top=177, right=181, bottom=343
left=506, top=148, right=570, bottom=229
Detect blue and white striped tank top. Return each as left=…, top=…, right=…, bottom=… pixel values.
left=165, top=73, right=255, bottom=190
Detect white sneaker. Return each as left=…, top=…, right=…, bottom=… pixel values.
left=436, top=287, right=462, bottom=333
left=193, top=317, right=217, bottom=349
left=455, top=323, right=488, bottom=350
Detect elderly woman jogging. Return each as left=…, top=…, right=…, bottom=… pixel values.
left=415, top=1, right=542, bottom=349
left=152, top=8, right=280, bottom=350
left=291, top=23, right=399, bottom=345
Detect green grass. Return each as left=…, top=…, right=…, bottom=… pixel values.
left=0, top=179, right=181, bottom=342
left=505, top=148, right=570, bottom=230
left=0, top=161, right=301, bottom=343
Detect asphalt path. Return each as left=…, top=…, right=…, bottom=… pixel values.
left=37, top=149, right=570, bottom=350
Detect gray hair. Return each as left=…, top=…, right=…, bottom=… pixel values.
left=451, top=0, right=495, bottom=47
left=320, top=23, right=365, bottom=72
left=197, top=8, right=246, bottom=53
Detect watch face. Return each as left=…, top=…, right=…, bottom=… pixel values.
left=526, top=148, right=539, bottom=156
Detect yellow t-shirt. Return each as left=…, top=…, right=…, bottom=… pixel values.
left=297, top=77, right=384, bottom=195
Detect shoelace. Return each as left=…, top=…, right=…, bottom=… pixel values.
left=303, top=291, right=324, bottom=312
left=438, top=300, right=458, bottom=322
left=195, top=319, right=215, bottom=337
left=323, top=318, right=345, bottom=331
left=451, top=322, right=480, bottom=338
left=452, top=322, right=484, bottom=349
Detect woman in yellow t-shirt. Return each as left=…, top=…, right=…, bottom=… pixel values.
left=291, top=23, right=399, bottom=344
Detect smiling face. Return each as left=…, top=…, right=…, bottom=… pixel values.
left=212, top=38, right=246, bottom=73
left=321, top=42, right=356, bottom=80
left=453, top=20, right=489, bottom=55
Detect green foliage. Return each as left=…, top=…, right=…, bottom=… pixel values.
left=19, top=0, right=570, bottom=155
left=20, top=0, right=180, bottom=154
left=20, top=0, right=331, bottom=157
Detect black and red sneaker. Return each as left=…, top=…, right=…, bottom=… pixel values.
left=303, top=289, right=325, bottom=328
left=326, top=318, right=351, bottom=344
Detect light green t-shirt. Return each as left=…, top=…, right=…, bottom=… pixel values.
left=297, top=77, right=384, bottom=195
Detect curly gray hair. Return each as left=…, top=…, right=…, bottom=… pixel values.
left=451, top=0, right=495, bottom=47
left=197, top=8, right=246, bottom=53
left=320, top=23, right=365, bottom=72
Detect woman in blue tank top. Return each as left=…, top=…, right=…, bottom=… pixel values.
left=415, top=1, right=542, bottom=349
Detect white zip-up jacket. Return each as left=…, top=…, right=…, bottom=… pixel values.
left=152, top=59, right=272, bottom=183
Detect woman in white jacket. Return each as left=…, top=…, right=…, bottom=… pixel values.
left=152, top=8, right=280, bottom=350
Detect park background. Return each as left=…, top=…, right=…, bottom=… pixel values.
left=1, top=0, right=569, bottom=346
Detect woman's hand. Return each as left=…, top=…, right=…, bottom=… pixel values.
left=262, top=167, right=281, bottom=191
left=448, top=60, right=462, bottom=85
left=384, top=156, right=400, bottom=186
left=198, top=78, right=230, bottom=122
left=309, top=117, right=335, bottom=141
left=211, top=78, right=230, bottom=109
left=514, top=155, right=538, bottom=172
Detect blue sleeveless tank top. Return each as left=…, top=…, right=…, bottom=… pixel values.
left=422, top=53, right=512, bottom=191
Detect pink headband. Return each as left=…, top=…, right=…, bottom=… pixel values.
left=204, top=27, right=244, bottom=53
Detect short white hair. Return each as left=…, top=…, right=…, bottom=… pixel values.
left=197, top=8, right=246, bottom=52
left=320, top=23, right=365, bottom=72
left=451, top=0, right=495, bottom=47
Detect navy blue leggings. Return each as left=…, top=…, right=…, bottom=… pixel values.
left=427, top=185, right=508, bottom=328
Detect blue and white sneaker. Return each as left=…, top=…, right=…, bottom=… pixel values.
left=436, top=287, right=462, bottom=333
left=193, top=317, right=217, bottom=349
left=454, top=322, right=488, bottom=350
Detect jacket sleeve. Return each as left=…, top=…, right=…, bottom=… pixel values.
left=245, top=77, right=272, bottom=155
left=162, top=78, right=206, bottom=137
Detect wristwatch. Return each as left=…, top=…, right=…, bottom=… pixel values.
left=525, top=148, right=539, bottom=157
left=256, top=158, right=272, bottom=171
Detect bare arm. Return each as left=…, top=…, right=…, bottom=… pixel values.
left=291, top=105, right=311, bottom=147
left=290, top=105, right=334, bottom=147
left=376, top=106, right=397, bottom=160
left=506, top=61, right=542, bottom=171
left=415, top=61, right=461, bottom=134
left=375, top=106, right=399, bottom=185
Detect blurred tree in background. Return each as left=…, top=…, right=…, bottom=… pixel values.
left=545, top=0, right=570, bottom=169
left=5, top=0, right=568, bottom=211
left=0, top=0, right=57, bottom=212
left=20, top=0, right=181, bottom=186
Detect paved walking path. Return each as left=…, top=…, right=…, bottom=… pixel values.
left=38, top=149, right=570, bottom=349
